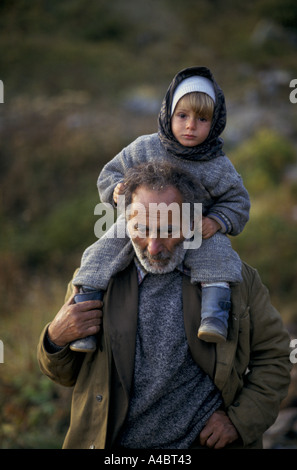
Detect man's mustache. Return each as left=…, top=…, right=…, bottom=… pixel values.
left=143, top=249, right=171, bottom=262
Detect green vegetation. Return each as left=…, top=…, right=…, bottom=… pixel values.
left=230, top=129, right=297, bottom=316
left=0, top=0, right=296, bottom=448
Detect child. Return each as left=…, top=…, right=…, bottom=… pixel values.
left=70, top=66, right=250, bottom=352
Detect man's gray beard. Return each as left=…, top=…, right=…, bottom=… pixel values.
left=131, top=239, right=186, bottom=274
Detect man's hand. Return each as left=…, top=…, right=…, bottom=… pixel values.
left=199, top=410, right=239, bottom=449
left=113, top=182, right=125, bottom=205
left=202, top=217, right=221, bottom=239
left=47, top=295, right=103, bottom=347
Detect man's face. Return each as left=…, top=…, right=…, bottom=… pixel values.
left=127, top=185, right=186, bottom=274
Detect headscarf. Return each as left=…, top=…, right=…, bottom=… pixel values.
left=158, top=66, right=227, bottom=162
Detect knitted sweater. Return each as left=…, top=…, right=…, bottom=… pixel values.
left=118, top=269, right=222, bottom=449
left=98, top=133, right=250, bottom=236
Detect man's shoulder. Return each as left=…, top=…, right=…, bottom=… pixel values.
left=241, top=261, right=258, bottom=280
left=237, top=261, right=262, bottom=299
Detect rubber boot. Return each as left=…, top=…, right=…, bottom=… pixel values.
left=70, top=288, right=104, bottom=352
left=198, top=286, right=231, bottom=343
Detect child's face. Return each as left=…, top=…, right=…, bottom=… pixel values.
left=171, top=99, right=212, bottom=147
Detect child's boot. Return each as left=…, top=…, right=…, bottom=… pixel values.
left=70, top=287, right=104, bottom=353
left=198, top=284, right=231, bottom=343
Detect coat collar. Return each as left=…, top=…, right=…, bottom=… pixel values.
left=104, top=262, right=139, bottom=401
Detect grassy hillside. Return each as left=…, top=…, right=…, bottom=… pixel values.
left=0, top=0, right=296, bottom=448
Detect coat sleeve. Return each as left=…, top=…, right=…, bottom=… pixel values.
left=97, top=136, right=148, bottom=205
left=37, top=324, right=85, bottom=387
left=97, top=134, right=161, bottom=205
left=37, top=273, right=84, bottom=387
left=205, top=157, right=250, bottom=235
left=97, top=148, right=128, bottom=206
left=227, top=268, right=292, bottom=446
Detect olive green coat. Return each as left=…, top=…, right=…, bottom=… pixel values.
left=37, top=262, right=291, bottom=449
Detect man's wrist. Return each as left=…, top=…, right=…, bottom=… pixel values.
left=44, top=327, right=65, bottom=353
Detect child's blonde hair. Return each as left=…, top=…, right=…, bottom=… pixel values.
left=176, top=92, right=214, bottom=121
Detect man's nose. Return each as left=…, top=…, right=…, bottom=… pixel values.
left=147, top=237, right=163, bottom=256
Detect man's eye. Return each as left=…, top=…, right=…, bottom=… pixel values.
left=167, top=227, right=173, bottom=237
left=134, top=224, right=147, bottom=235
left=159, top=226, right=179, bottom=237
left=159, top=229, right=171, bottom=237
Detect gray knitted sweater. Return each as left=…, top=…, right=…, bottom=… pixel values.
left=73, top=134, right=247, bottom=288
left=98, top=133, right=249, bottom=236
left=118, top=269, right=222, bottom=449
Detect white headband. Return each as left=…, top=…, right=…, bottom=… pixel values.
left=171, top=76, right=216, bottom=115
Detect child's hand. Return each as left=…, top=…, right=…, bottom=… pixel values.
left=113, top=182, right=125, bottom=205
left=202, top=217, right=221, bottom=239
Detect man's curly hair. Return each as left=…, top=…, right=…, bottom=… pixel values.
left=123, top=161, right=203, bottom=208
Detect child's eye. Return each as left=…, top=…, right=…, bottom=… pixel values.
left=199, top=117, right=208, bottom=122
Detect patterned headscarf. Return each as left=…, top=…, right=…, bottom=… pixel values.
left=158, top=66, right=227, bottom=162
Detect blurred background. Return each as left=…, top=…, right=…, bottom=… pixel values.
left=0, top=0, right=297, bottom=448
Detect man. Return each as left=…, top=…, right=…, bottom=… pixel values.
left=37, top=162, right=291, bottom=449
